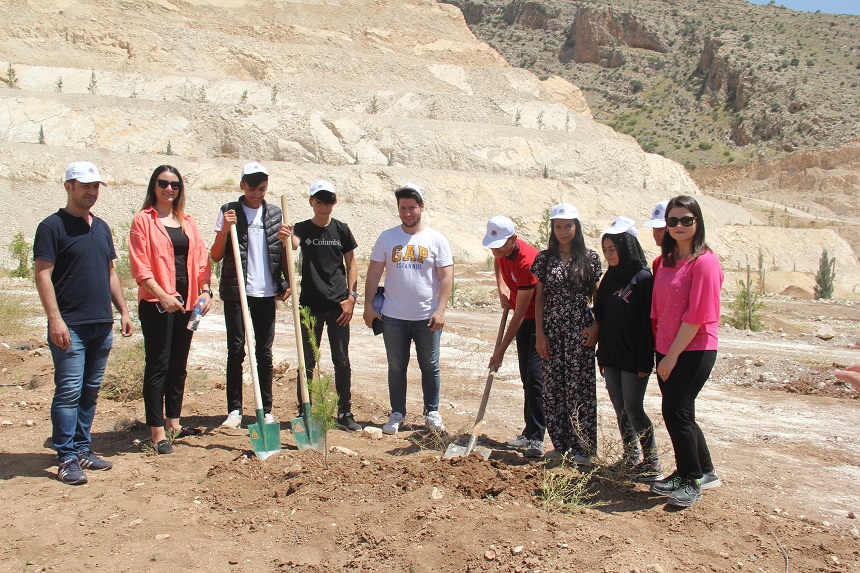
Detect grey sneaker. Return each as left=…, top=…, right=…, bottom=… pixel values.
left=77, top=451, right=112, bottom=471
left=572, top=454, right=593, bottom=467
left=382, top=412, right=405, bottom=435
left=523, top=439, right=545, bottom=458
left=698, top=471, right=722, bottom=490
left=58, top=459, right=87, bottom=485
left=630, top=459, right=663, bottom=483
left=650, top=471, right=683, bottom=496
left=506, top=435, right=529, bottom=448
left=667, top=478, right=702, bottom=508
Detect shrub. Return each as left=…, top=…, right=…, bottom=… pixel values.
left=8, top=232, right=32, bottom=279
left=101, top=337, right=146, bottom=402
left=814, top=249, right=836, bottom=299
left=729, top=265, right=764, bottom=331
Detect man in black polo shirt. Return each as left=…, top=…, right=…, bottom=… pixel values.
left=33, top=161, right=133, bottom=485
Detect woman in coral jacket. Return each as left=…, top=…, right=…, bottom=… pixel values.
left=129, top=165, right=212, bottom=455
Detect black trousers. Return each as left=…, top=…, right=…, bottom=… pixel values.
left=515, top=319, right=545, bottom=441
left=224, top=297, right=275, bottom=414
left=139, top=301, right=194, bottom=427
left=300, top=307, right=352, bottom=415
left=656, top=350, right=717, bottom=479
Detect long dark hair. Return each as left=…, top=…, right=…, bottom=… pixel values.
left=547, top=217, right=596, bottom=301
left=143, top=165, right=185, bottom=226
left=661, top=195, right=708, bottom=267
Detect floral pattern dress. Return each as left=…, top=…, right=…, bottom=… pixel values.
left=531, top=249, right=602, bottom=458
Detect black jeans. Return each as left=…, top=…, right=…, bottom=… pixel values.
left=300, top=307, right=352, bottom=415
left=656, top=350, right=717, bottom=480
left=224, top=297, right=275, bottom=414
left=516, top=319, right=545, bottom=441
left=139, top=301, right=194, bottom=427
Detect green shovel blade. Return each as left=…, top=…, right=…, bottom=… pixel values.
left=248, top=408, right=281, bottom=461
left=291, top=402, right=325, bottom=451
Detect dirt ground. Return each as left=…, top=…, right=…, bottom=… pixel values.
left=1, top=276, right=859, bottom=573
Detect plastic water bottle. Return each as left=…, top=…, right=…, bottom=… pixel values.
left=371, top=286, right=384, bottom=335
left=187, top=297, right=205, bottom=331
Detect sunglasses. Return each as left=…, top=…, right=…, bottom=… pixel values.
left=666, top=216, right=696, bottom=228
left=157, top=179, right=180, bottom=191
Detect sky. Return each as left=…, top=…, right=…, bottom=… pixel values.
left=746, top=0, right=860, bottom=16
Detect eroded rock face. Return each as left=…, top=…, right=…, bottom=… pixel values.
left=696, top=36, right=752, bottom=112
left=559, top=5, right=665, bottom=67
left=502, top=0, right=558, bottom=30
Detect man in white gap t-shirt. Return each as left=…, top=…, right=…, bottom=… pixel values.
left=210, top=162, right=290, bottom=429
left=363, top=183, right=454, bottom=436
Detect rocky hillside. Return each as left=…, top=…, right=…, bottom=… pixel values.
left=0, top=0, right=857, bottom=296
left=440, top=0, right=860, bottom=169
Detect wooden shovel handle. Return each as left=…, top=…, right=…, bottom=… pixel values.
left=281, top=195, right=310, bottom=404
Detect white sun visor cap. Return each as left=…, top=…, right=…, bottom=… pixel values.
left=241, top=162, right=269, bottom=178
left=549, top=203, right=579, bottom=220
left=482, top=216, right=516, bottom=248
left=394, top=183, right=424, bottom=202
left=602, top=216, right=639, bottom=238
left=309, top=180, right=335, bottom=197
left=64, top=161, right=105, bottom=185
left=643, top=200, right=669, bottom=228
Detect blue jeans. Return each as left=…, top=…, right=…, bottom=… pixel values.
left=49, top=322, right=113, bottom=463
left=381, top=315, right=441, bottom=416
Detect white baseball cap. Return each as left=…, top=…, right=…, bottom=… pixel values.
left=241, top=162, right=269, bottom=178
left=64, top=161, right=105, bottom=184
left=643, top=200, right=669, bottom=228
left=309, top=180, right=335, bottom=197
left=549, top=203, right=579, bottom=220
left=394, top=182, right=424, bottom=202
left=602, top=216, right=639, bottom=238
left=482, top=216, right=516, bottom=248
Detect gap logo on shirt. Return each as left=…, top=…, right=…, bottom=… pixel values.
left=391, top=244, right=428, bottom=269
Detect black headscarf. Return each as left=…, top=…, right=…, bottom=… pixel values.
left=595, top=232, right=648, bottom=304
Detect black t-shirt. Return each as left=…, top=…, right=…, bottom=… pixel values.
left=33, top=209, right=117, bottom=326
left=294, top=218, right=357, bottom=311
left=165, top=225, right=189, bottom=300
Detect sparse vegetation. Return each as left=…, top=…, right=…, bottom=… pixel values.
left=540, top=462, right=606, bottom=511
left=101, top=337, right=146, bottom=402
left=87, top=70, right=97, bottom=94
left=367, top=95, right=379, bottom=114
left=8, top=232, right=32, bottom=279
left=814, top=248, right=836, bottom=299
left=3, top=63, right=18, bottom=88
left=0, top=291, right=33, bottom=340
left=729, top=264, right=764, bottom=331
left=37, top=125, right=44, bottom=145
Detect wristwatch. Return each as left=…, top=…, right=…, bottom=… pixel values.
left=201, top=289, right=214, bottom=297
left=349, top=290, right=359, bottom=299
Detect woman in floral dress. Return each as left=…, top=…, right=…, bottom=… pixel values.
left=533, top=204, right=602, bottom=464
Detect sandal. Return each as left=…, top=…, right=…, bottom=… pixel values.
left=156, top=440, right=173, bottom=455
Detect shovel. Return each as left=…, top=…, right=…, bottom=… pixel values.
left=444, top=307, right=509, bottom=459
left=229, top=225, right=281, bottom=460
left=281, top=194, right=325, bottom=451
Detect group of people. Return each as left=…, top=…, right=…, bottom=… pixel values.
left=483, top=196, right=723, bottom=508
left=36, top=159, right=721, bottom=509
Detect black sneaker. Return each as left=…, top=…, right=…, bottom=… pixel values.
left=337, top=412, right=362, bottom=432
left=630, top=459, right=663, bottom=483
left=667, top=478, right=702, bottom=508
left=58, top=459, right=87, bottom=485
left=78, top=451, right=113, bottom=471
left=156, top=440, right=174, bottom=455
left=650, top=471, right=683, bottom=496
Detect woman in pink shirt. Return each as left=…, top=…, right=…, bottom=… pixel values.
left=129, top=166, right=212, bottom=454
left=648, top=195, right=723, bottom=508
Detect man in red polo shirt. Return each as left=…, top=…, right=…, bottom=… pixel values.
left=483, top=216, right=545, bottom=458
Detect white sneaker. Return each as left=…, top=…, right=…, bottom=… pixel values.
left=382, top=412, right=405, bottom=435
left=425, top=411, right=446, bottom=432
left=506, top=435, right=529, bottom=448
left=264, top=413, right=276, bottom=424
left=222, top=410, right=242, bottom=428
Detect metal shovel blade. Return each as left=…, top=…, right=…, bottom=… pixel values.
left=248, top=408, right=281, bottom=461
left=443, top=443, right=492, bottom=460
left=291, top=402, right=325, bottom=451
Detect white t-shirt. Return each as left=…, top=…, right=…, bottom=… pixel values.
left=214, top=205, right=277, bottom=297
left=369, top=226, right=453, bottom=321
